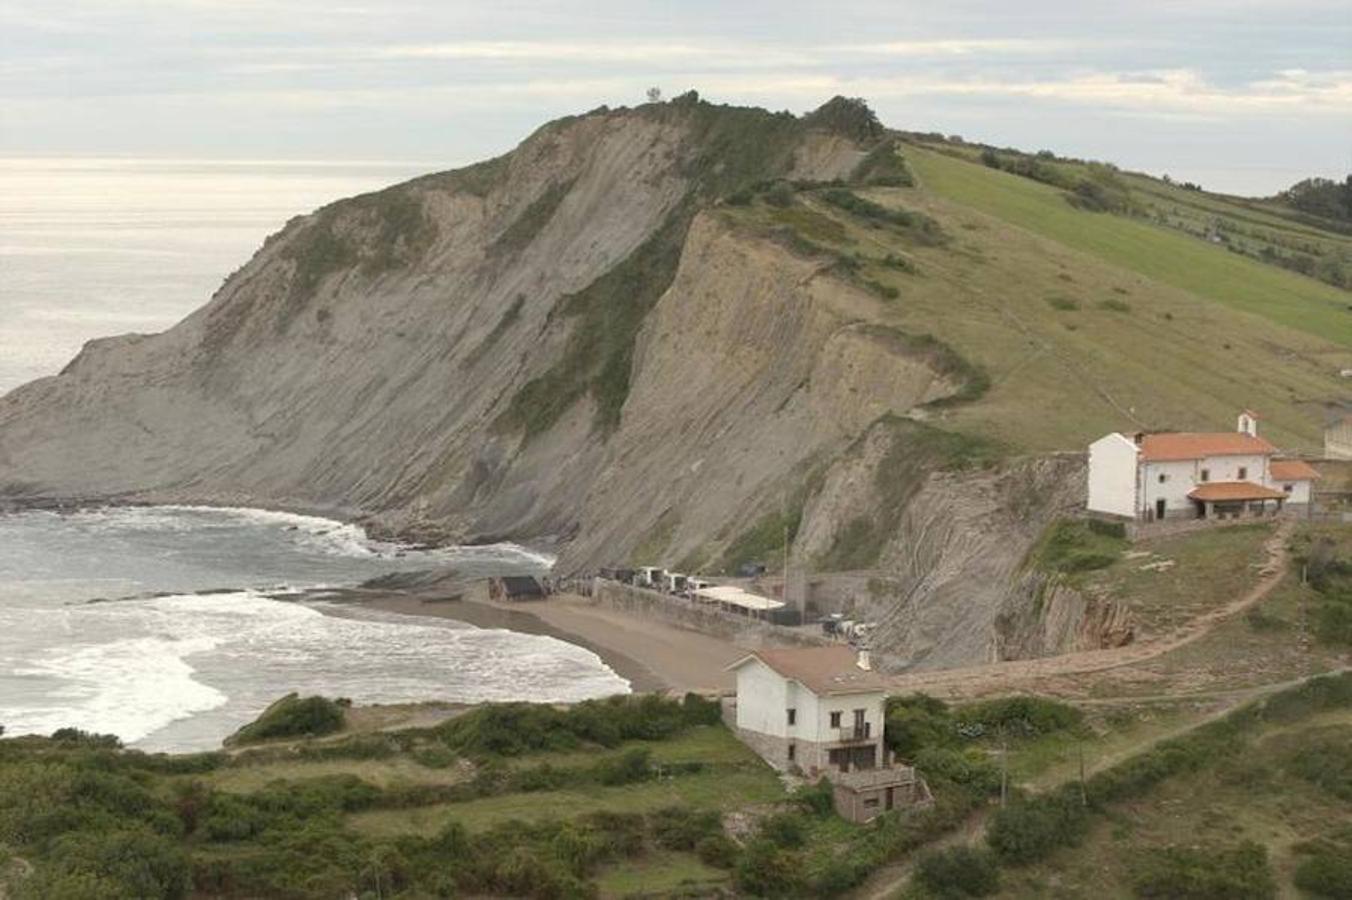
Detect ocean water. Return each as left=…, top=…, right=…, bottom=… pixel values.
left=0, top=160, right=628, bottom=751
left=0, top=157, right=431, bottom=396
left=0, top=506, right=628, bottom=752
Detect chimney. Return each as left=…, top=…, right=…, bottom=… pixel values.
left=1238, top=410, right=1259, bottom=437
left=856, top=649, right=871, bottom=671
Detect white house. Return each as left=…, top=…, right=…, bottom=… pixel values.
left=725, top=645, right=929, bottom=822
left=1087, top=411, right=1319, bottom=521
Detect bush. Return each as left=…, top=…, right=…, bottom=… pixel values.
left=1131, top=840, right=1275, bottom=899
left=759, top=811, right=808, bottom=848
left=696, top=833, right=740, bottom=868
left=819, top=188, right=945, bottom=243
left=733, top=839, right=803, bottom=897
left=914, top=844, right=1000, bottom=898
left=591, top=748, right=652, bottom=786
left=652, top=807, right=722, bottom=851
left=1046, top=295, right=1079, bottom=311
left=794, top=777, right=836, bottom=817
left=912, top=747, right=1002, bottom=796
left=885, top=694, right=957, bottom=757
left=954, top=696, right=1083, bottom=739
left=764, top=181, right=796, bottom=207
left=228, top=694, right=345, bottom=745
left=1294, top=850, right=1352, bottom=898
left=1282, top=731, right=1352, bottom=800
left=43, top=827, right=191, bottom=899
left=985, top=789, right=1090, bottom=864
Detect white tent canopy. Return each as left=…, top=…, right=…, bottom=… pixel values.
left=693, top=585, right=785, bottom=612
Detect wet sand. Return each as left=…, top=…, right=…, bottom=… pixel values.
left=360, top=591, right=745, bottom=695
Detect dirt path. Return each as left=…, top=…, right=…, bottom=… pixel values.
left=883, top=519, right=1294, bottom=698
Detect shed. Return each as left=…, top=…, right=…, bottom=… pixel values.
left=488, top=575, right=547, bottom=601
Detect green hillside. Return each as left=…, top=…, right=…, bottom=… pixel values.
left=717, top=140, right=1351, bottom=454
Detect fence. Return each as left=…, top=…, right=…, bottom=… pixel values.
left=589, top=578, right=829, bottom=648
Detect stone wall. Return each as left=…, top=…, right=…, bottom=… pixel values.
left=590, top=579, right=829, bottom=647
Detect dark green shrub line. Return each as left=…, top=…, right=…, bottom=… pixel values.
left=226, top=694, right=347, bottom=746
left=818, top=188, right=946, bottom=244
left=488, top=178, right=576, bottom=257
left=983, top=671, right=1352, bottom=868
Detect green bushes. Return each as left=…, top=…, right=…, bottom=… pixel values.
left=227, top=694, right=346, bottom=745
left=1030, top=519, right=1126, bottom=576
left=954, top=696, right=1083, bottom=739
left=1294, top=849, right=1352, bottom=898
left=590, top=747, right=653, bottom=786
left=914, top=844, right=1000, bottom=897
left=734, top=839, right=805, bottom=897
left=985, top=788, right=1090, bottom=864
left=433, top=693, right=720, bottom=758
left=1281, top=728, right=1352, bottom=799
left=819, top=188, right=946, bottom=244
left=1129, top=840, right=1275, bottom=899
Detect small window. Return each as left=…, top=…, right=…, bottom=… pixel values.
left=1200, top=469, right=1210, bottom=482
left=787, top=708, right=796, bottom=726
left=787, top=743, right=796, bottom=761
left=1284, top=484, right=1293, bottom=493
left=1238, top=466, right=1248, bottom=479
left=863, top=797, right=880, bottom=808
left=830, top=711, right=842, bottom=728
left=1158, top=473, right=1167, bottom=484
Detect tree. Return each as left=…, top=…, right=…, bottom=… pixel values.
left=646, top=86, right=663, bottom=103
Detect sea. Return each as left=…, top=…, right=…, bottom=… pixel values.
left=0, top=159, right=630, bottom=751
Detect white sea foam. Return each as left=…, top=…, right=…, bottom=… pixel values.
left=0, top=506, right=593, bottom=751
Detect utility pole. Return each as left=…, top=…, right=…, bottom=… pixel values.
left=999, top=726, right=1008, bottom=808
left=1078, top=736, right=1088, bottom=807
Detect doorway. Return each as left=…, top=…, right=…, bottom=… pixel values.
left=1155, top=498, right=1166, bottom=520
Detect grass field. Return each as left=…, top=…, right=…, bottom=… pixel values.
left=906, top=146, right=1352, bottom=345
left=1080, top=523, right=1274, bottom=637
left=723, top=150, right=1347, bottom=454
left=991, top=709, right=1352, bottom=898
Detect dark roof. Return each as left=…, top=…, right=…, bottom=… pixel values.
left=728, top=645, right=886, bottom=695
left=497, top=575, right=545, bottom=596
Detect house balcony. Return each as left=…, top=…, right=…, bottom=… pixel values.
left=833, top=723, right=872, bottom=743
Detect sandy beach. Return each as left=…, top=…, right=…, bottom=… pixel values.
left=360, top=590, right=747, bottom=695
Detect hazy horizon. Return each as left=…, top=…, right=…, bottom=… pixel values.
left=2, top=1, right=1349, bottom=196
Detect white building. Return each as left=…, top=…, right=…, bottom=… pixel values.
left=1087, top=411, right=1319, bottom=521
left=1326, top=414, right=1352, bottom=460
left=725, top=645, right=929, bottom=822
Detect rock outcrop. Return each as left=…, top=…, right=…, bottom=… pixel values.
left=0, top=97, right=1093, bottom=670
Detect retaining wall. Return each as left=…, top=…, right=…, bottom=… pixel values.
left=590, top=579, right=829, bottom=647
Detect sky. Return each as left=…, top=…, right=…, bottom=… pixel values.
left=1, top=0, right=1349, bottom=195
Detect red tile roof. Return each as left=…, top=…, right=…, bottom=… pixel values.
left=1270, top=459, right=1320, bottom=481
left=1137, top=432, right=1275, bottom=462
left=1188, top=481, right=1288, bottom=502
left=730, top=646, right=886, bottom=695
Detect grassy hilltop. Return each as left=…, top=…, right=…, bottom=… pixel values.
left=715, top=130, right=1350, bottom=456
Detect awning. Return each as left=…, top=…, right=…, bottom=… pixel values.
left=1188, top=481, right=1288, bottom=502
left=693, top=585, right=785, bottom=612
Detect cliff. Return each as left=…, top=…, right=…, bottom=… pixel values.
left=3, top=95, right=1347, bottom=671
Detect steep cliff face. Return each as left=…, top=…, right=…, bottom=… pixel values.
left=0, top=97, right=1133, bottom=671
left=0, top=103, right=865, bottom=539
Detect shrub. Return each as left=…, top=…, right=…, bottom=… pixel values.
left=1294, top=850, right=1352, bottom=898
left=733, top=839, right=804, bottom=897
left=985, top=789, right=1090, bottom=864
left=914, top=844, right=1000, bottom=898
left=1046, top=295, right=1079, bottom=311
left=912, top=747, right=1002, bottom=796
left=228, top=694, right=345, bottom=745
left=764, top=181, right=796, bottom=207
left=696, top=833, right=740, bottom=868
left=794, top=777, right=836, bottom=817
left=652, top=806, right=722, bottom=851
left=1100, top=297, right=1131, bottom=313
left=1282, top=731, right=1352, bottom=800
left=591, top=748, right=652, bottom=786
left=954, top=696, right=1083, bottom=739
left=819, top=188, right=945, bottom=244
left=1130, top=840, right=1275, bottom=899
left=759, top=811, right=808, bottom=848
left=44, top=827, right=191, bottom=900
left=49, top=728, right=122, bottom=749
left=885, top=694, right=956, bottom=757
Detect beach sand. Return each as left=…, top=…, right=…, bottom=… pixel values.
left=360, top=591, right=746, bottom=695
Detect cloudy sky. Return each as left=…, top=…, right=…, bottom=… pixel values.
left=2, top=0, right=1349, bottom=195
